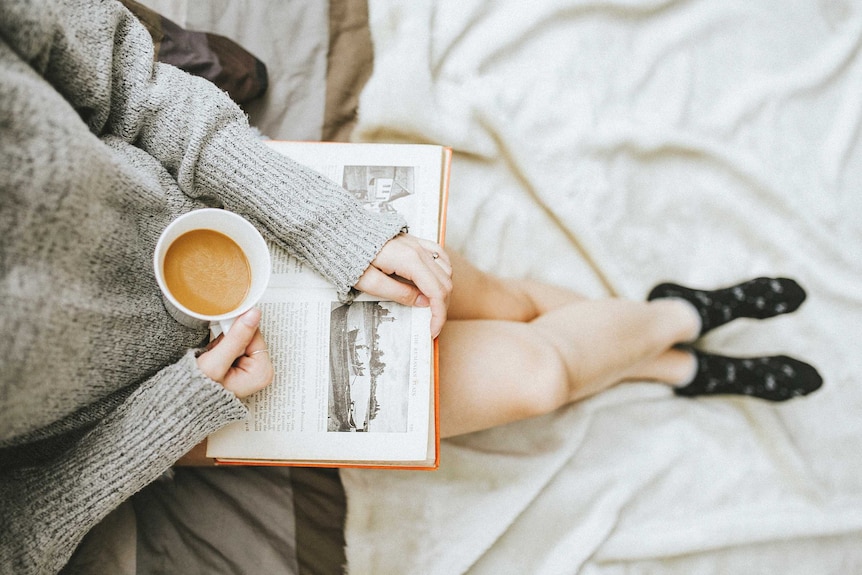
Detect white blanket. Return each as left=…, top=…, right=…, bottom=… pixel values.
left=342, top=0, right=862, bottom=573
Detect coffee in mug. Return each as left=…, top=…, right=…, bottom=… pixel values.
left=163, top=229, right=251, bottom=316
left=154, top=209, right=271, bottom=335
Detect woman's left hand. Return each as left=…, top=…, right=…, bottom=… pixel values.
left=196, top=308, right=274, bottom=398
left=354, top=234, right=453, bottom=338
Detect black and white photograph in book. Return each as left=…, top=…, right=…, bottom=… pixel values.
left=342, top=165, right=414, bottom=216
left=327, top=301, right=413, bottom=433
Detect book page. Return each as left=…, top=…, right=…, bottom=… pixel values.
left=267, top=141, right=445, bottom=242
left=207, top=286, right=433, bottom=462
left=207, top=142, right=444, bottom=464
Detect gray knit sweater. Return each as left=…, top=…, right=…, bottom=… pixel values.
left=0, top=0, right=405, bottom=572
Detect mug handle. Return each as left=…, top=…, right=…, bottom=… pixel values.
left=209, top=317, right=236, bottom=340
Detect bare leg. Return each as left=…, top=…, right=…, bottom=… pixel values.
left=438, top=254, right=819, bottom=436
left=618, top=347, right=697, bottom=385
left=438, top=298, right=699, bottom=437
left=447, top=251, right=585, bottom=322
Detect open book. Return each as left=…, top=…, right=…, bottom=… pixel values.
left=206, top=141, right=451, bottom=469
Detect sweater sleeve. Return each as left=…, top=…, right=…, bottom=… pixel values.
left=0, top=351, right=248, bottom=575
left=0, top=0, right=405, bottom=293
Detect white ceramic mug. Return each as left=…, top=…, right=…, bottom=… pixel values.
left=154, top=208, right=271, bottom=337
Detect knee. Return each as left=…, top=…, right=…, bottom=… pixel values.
left=507, top=339, right=570, bottom=420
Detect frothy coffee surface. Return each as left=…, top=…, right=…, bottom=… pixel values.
left=163, top=229, right=251, bottom=316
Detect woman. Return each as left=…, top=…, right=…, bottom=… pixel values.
left=0, top=1, right=820, bottom=572
left=0, top=0, right=449, bottom=572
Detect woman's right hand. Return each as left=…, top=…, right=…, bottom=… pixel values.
left=196, top=308, right=274, bottom=398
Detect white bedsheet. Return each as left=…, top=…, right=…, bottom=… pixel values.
left=342, top=1, right=862, bottom=573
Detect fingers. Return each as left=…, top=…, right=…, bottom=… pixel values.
left=196, top=308, right=274, bottom=398
left=421, top=238, right=453, bottom=276
left=224, top=328, right=274, bottom=398
left=356, top=266, right=426, bottom=307
left=197, top=309, right=262, bottom=380
left=403, top=248, right=451, bottom=338
left=417, top=238, right=453, bottom=285
left=354, top=235, right=453, bottom=338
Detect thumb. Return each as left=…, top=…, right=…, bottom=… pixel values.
left=198, top=308, right=261, bottom=382
left=355, top=266, right=425, bottom=307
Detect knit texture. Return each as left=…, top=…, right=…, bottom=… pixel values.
left=0, top=0, right=403, bottom=572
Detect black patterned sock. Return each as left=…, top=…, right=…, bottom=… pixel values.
left=647, top=277, right=806, bottom=337
left=675, top=350, right=822, bottom=401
